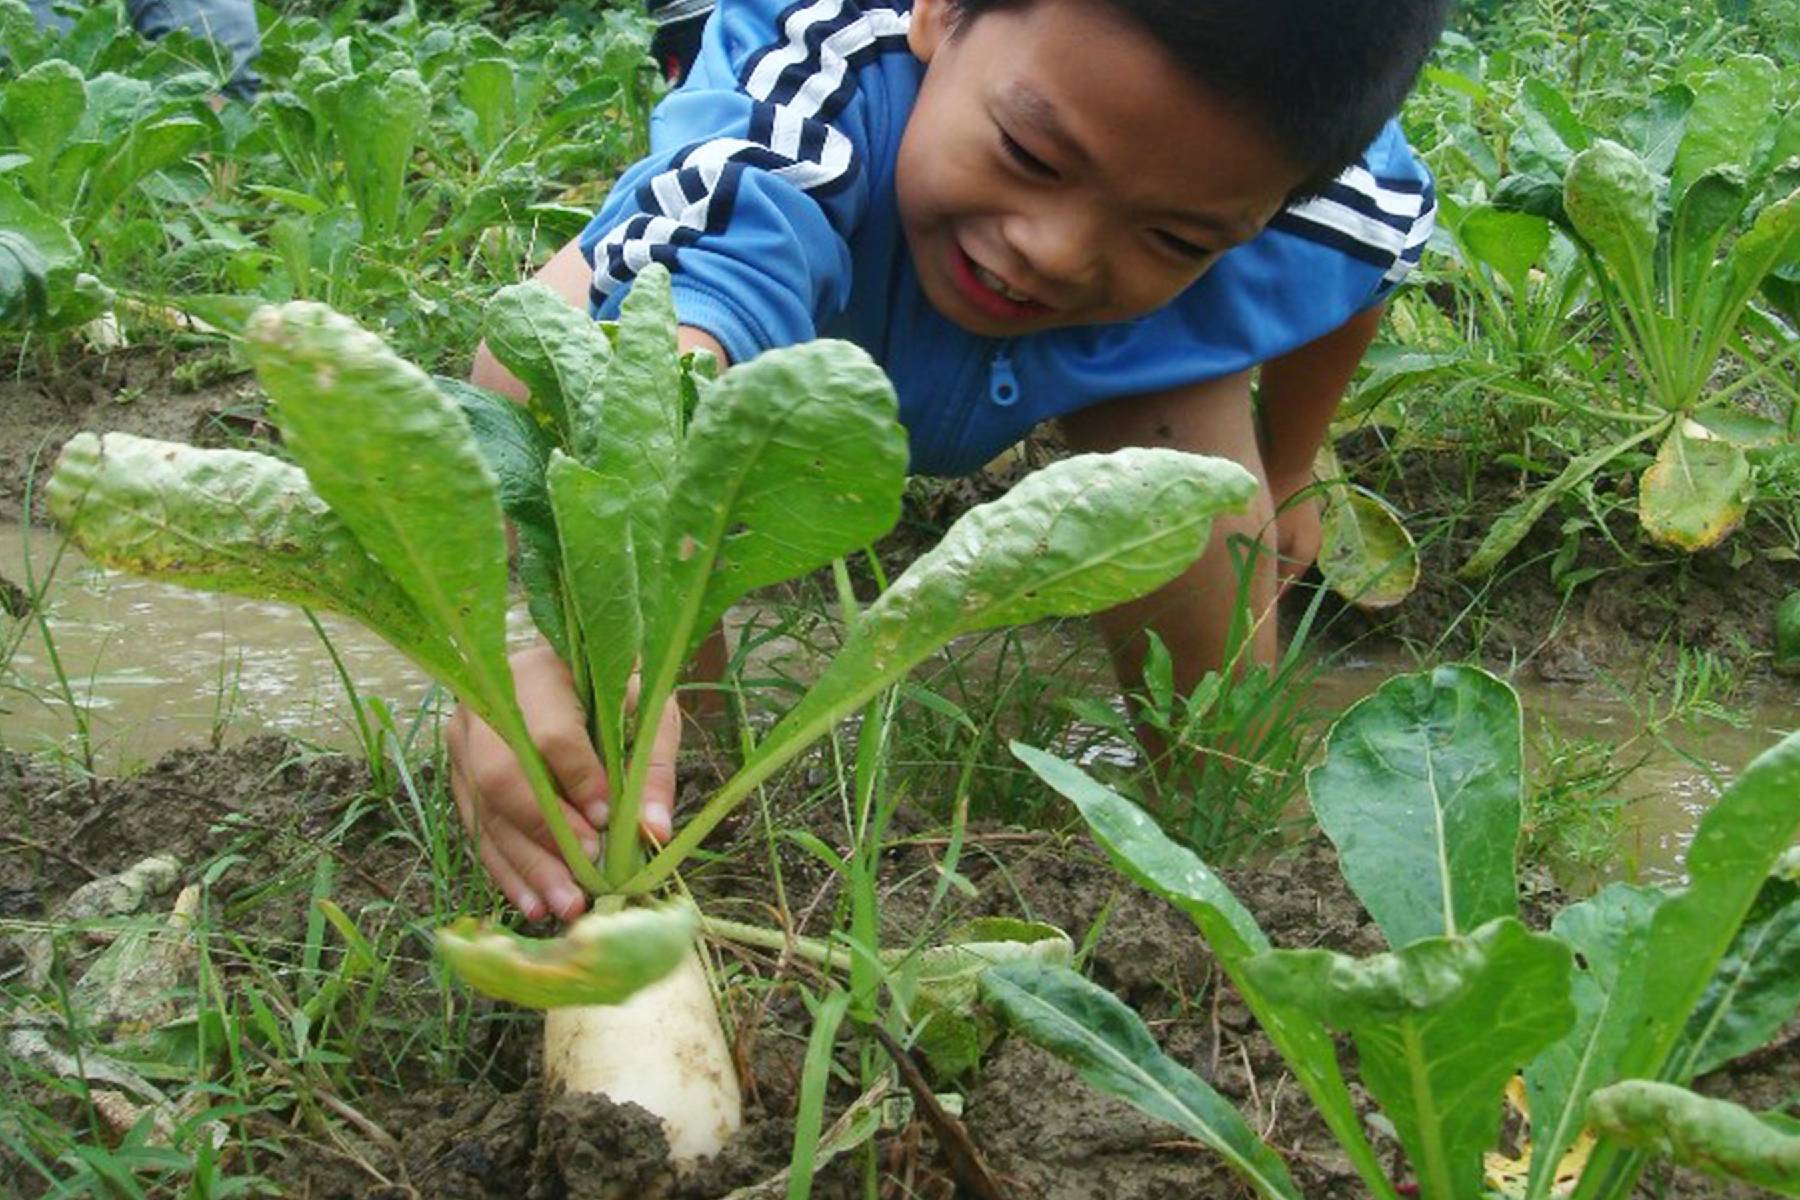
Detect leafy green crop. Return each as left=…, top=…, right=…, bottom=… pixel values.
left=992, top=666, right=1800, bottom=1200
left=48, top=265, right=1257, bottom=1007
left=1462, top=56, right=1800, bottom=573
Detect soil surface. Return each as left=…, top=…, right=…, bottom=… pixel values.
left=3, top=738, right=1790, bottom=1198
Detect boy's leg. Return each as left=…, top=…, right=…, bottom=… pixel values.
left=1059, top=369, right=1278, bottom=711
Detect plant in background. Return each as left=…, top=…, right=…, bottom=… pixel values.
left=46, top=264, right=1258, bottom=1163
left=987, top=665, right=1800, bottom=1200
left=1462, top=54, right=1800, bottom=575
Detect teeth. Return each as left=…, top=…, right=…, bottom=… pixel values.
left=974, top=263, right=1032, bottom=304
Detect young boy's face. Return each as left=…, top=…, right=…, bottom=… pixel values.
left=896, top=0, right=1309, bottom=338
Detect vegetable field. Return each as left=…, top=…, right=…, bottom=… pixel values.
left=2, top=1, right=1797, bottom=1198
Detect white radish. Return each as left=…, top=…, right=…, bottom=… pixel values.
left=542, top=946, right=741, bottom=1166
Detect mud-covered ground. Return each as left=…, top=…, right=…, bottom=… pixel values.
left=4, top=345, right=1795, bottom=682
left=2, top=738, right=1790, bottom=1198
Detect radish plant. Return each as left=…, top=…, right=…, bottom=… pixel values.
left=46, top=265, right=1258, bottom=1162
left=992, top=666, right=1800, bottom=1200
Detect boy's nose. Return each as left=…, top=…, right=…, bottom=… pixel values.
left=1003, top=206, right=1104, bottom=294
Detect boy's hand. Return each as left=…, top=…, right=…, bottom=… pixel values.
left=447, top=642, right=678, bottom=922
left=1269, top=472, right=1322, bottom=597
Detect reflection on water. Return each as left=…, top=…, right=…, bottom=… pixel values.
left=3, top=523, right=1792, bottom=882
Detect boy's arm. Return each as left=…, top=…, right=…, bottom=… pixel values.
left=1256, top=302, right=1385, bottom=592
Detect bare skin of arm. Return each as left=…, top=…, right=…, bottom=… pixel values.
left=451, top=236, right=731, bottom=921
left=1058, top=303, right=1384, bottom=727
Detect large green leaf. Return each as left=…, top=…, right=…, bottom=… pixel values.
left=1247, top=919, right=1576, bottom=1200
left=45, top=433, right=458, bottom=683
left=1564, top=140, right=1659, bottom=320
left=633, top=450, right=1257, bottom=892
left=313, top=56, right=430, bottom=240
left=593, top=264, right=683, bottom=619
left=981, top=963, right=1302, bottom=1200
left=1638, top=426, right=1752, bottom=552
left=0, top=229, right=48, bottom=325
left=1523, top=884, right=1667, bottom=1200
left=243, top=302, right=514, bottom=729
left=481, top=280, right=611, bottom=446
left=1668, top=848, right=1800, bottom=1080
left=1669, top=168, right=1749, bottom=323
left=83, top=115, right=207, bottom=233
left=436, top=902, right=696, bottom=1009
left=648, top=339, right=907, bottom=691
left=1512, top=79, right=1589, bottom=182
left=1307, top=665, right=1521, bottom=948
left=1669, top=55, right=1779, bottom=207
left=1575, top=727, right=1800, bottom=1200
left=1009, top=742, right=1400, bottom=1200
left=2, top=59, right=84, bottom=204
left=1458, top=205, right=1551, bottom=301
left=1777, top=591, right=1800, bottom=677
left=547, top=451, right=638, bottom=790
left=438, top=375, right=567, bottom=659
left=1586, top=1081, right=1800, bottom=1197
left=1703, top=188, right=1800, bottom=360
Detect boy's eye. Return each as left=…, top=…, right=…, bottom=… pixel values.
left=1155, top=230, right=1213, bottom=262
left=999, top=130, right=1057, bottom=178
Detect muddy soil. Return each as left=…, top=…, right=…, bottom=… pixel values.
left=0, top=343, right=262, bottom=525
left=1322, top=438, right=1799, bottom=683
left=3, top=739, right=1790, bottom=1198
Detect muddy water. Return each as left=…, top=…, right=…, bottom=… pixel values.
left=3, top=523, right=1791, bottom=880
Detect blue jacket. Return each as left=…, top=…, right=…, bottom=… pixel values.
left=580, top=0, right=1435, bottom=476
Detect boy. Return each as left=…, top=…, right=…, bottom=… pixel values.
left=452, top=0, right=1446, bottom=921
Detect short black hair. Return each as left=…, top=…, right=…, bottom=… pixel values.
left=947, top=0, right=1451, bottom=198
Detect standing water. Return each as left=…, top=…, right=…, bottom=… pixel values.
left=3, top=523, right=1790, bottom=882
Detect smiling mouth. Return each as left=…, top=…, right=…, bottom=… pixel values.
left=951, top=244, right=1051, bottom=321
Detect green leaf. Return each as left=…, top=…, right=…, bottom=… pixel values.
left=981, top=962, right=1303, bottom=1200
left=458, top=57, right=516, bottom=157
left=547, top=451, right=638, bottom=785
left=313, top=56, right=430, bottom=240
left=1669, top=167, right=1749, bottom=322
left=481, top=280, right=610, bottom=445
left=437, top=376, right=567, bottom=659
left=1008, top=742, right=1401, bottom=1200
left=1523, top=884, right=1667, bottom=1200
left=1564, top=140, right=1659, bottom=320
left=1620, top=85, right=1693, bottom=179
left=2, top=59, right=84, bottom=203
left=1459, top=418, right=1671, bottom=578
left=635, top=451, right=1261, bottom=897
left=243, top=303, right=514, bottom=729
left=1777, top=591, right=1800, bottom=677
left=1512, top=79, right=1589, bottom=182
left=890, top=919, right=1071, bottom=1079
left=1670, top=55, right=1779, bottom=207
left=0, top=177, right=80, bottom=272
left=1704, top=188, right=1800, bottom=358
left=1586, top=1081, right=1800, bottom=1197
left=1639, top=426, right=1753, bottom=552
left=1307, top=665, right=1522, bottom=948
left=593, top=264, right=683, bottom=617
left=436, top=902, right=697, bottom=1009
left=1458, top=205, right=1551, bottom=301
left=0, top=228, right=49, bottom=324
left=1669, top=849, right=1800, bottom=1079
left=1575, top=727, right=1800, bottom=1198
left=1316, top=486, right=1419, bottom=611
left=83, top=115, right=207, bottom=233
left=45, top=433, right=459, bottom=682
left=651, top=338, right=907, bottom=680
left=1246, top=919, right=1576, bottom=1200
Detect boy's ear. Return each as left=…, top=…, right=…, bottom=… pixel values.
left=907, top=0, right=954, bottom=63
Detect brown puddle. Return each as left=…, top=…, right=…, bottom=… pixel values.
left=4, top=522, right=1792, bottom=881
